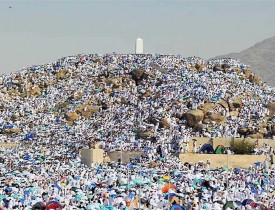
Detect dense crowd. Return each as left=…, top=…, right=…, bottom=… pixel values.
left=0, top=144, right=275, bottom=209
left=0, top=53, right=274, bottom=209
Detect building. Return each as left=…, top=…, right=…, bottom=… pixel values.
left=135, top=38, right=143, bottom=54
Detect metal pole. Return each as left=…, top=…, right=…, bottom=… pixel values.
left=167, top=169, right=171, bottom=208
left=120, top=141, right=122, bottom=164
left=226, top=150, right=229, bottom=201
left=127, top=168, right=130, bottom=196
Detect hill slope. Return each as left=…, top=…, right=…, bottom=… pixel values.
left=213, top=36, right=275, bottom=86
left=0, top=54, right=274, bottom=147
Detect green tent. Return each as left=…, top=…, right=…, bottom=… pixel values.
left=215, top=145, right=225, bottom=154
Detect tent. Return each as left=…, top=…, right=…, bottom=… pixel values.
left=215, top=145, right=225, bottom=154
left=199, top=144, right=214, bottom=154
left=170, top=204, right=185, bottom=210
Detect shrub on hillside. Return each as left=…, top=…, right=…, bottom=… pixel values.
left=230, top=139, right=255, bottom=154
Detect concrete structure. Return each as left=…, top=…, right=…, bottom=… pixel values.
left=179, top=153, right=268, bottom=168
left=108, top=151, right=144, bottom=164
left=135, top=38, right=143, bottom=54
left=184, top=137, right=275, bottom=153
left=0, top=143, right=18, bottom=148
left=81, top=148, right=104, bottom=166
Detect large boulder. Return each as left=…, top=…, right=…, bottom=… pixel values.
left=193, top=124, right=203, bottom=132
left=266, top=102, right=275, bottom=117
left=199, top=103, right=215, bottom=113
left=10, top=114, right=19, bottom=121
left=76, top=105, right=101, bottom=119
left=249, top=74, right=263, bottom=85
left=131, top=69, right=145, bottom=81
left=238, top=128, right=249, bottom=136
left=159, top=118, right=170, bottom=129
left=244, top=69, right=252, bottom=79
left=221, top=63, right=231, bottom=69
left=143, top=90, right=152, bottom=97
left=184, top=109, right=204, bottom=127
left=144, top=71, right=156, bottom=78
left=3, top=128, right=21, bottom=134
left=29, top=86, right=41, bottom=96
left=213, top=65, right=223, bottom=72
left=230, top=111, right=239, bottom=117
left=65, top=112, right=79, bottom=121
left=248, top=133, right=263, bottom=139
left=229, top=97, right=243, bottom=111
left=195, top=64, right=206, bottom=71
left=205, top=112, right=226, bottom=125
left=72, top=92, right=83, bottom=100
left=136, top=130, right=154, bottom=139
left=149, top=161, right=160, bottom=168
left=56, top=69, right=68, bottom=80
left=93, top=57, right=104, bottom=64
left=147, top=117, right=158, bottom=125
left=232, top=67, right=241, bottom=74
left=108, top=78, right=121, bottom=88
left=217, top=99, right=229, bottom=110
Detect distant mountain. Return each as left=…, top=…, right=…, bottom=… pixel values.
left=213, top=36, right=275, bottom=87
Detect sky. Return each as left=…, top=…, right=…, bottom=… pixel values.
left=0, top=0, right=275, bottom=74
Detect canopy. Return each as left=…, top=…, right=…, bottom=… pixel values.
left=215, top=145, right=225, bottom=154
left=199, top=144, right=214, bottom=154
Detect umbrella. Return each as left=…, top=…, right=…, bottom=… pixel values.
left=86, top=203, right=103, bottom=210
left=242, top=198, right=254, bottom=206
left=234, top=169, right=241, bottom=174
left=75, top=194, right=83, bottom=200
left=223, top=201, right=238, bottom=209
left=163, top=176, right=170, bottom=181
left=164, top=193, right=177, bottom=200
left=140, top=198, right=147, bottom=204
left=0, top=195, right=5, bottom=201
left=234, top=200, right=242, bottom=206
left=46, top=201, right=62, bottom=210
left=87, top=194, right=93, bottom=199
left=106, top=206, right=115, bottom=210
left=250, top=202, right=267, bottom=209
left=170, top=204, right=185, bottom=210
left=32, top=201, right=47, bottom=210
left=254, top=162, right=261, bottom=166
left=162, top=184, right=176, bottom=193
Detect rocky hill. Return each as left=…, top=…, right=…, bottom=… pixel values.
left=213, top=36, right=275, bottom=86
left=0, top=54, right=274, bottom=147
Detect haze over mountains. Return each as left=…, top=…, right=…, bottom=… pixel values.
left=214, top=36, right=275, bottom=87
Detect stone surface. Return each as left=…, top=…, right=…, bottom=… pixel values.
left=65, top=111, right=79, bottom=121
left=179, top=153, right=267, bottom=168
left=267, top=102, right=275, bottom=117
left=159, top=118, right=170, bottom=129
left=184, top=109, right=204, bottom=127
left=199, top=103, right=215, bottom=113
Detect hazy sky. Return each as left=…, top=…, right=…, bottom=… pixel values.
left=1, top=0, right=275, bottom=74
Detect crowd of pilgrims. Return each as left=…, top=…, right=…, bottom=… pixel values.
left=0, top=53, right=274, bottom=209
